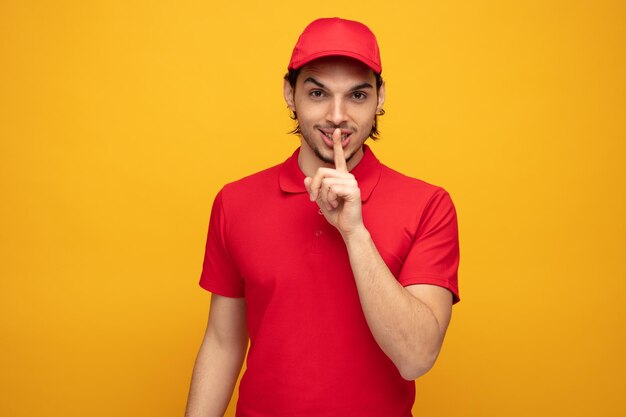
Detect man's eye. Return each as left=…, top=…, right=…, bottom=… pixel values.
left=309, top=90, right=324, bottom=98
left=353, top=92, right=367, bottom=100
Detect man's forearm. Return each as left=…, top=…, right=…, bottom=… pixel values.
left=342, top=226, right=449, bottom=380
left=185, top=334, right=247, bottom=417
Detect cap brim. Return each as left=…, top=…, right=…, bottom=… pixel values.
left=289, top=50, right=382, bottom=74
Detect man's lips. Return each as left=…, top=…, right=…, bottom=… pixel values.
left=319, top=129, right=352, bottom=147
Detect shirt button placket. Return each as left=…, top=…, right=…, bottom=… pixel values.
left=311, top=208, right=326, bottom=253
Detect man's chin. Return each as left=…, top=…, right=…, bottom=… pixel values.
left=313, top=148, right=335, bottom=165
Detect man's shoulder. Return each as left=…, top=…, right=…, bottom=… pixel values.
left=378, top=162, right=449, bottom=200
left=216, top=153, right=295, bottom=208
left=222, top=162, right=283, bottom=192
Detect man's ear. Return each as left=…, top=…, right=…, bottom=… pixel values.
left=376, top=80, right=386, bottom=114
left=284, top=79, right=296, bottom=111
left=283, top=80, right=296, bottom=112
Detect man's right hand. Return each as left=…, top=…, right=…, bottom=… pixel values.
left=303, top=128, right=366, bottom=238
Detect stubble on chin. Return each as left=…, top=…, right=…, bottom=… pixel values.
left=312, top=147, right=334, bottom=165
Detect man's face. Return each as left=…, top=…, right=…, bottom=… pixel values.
left=284, top=56, right=385, bottom=170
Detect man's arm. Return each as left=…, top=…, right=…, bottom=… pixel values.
left=343, top=227, right=452, bottom=380
left=304, top=128, right=453, bottom=380
left=185, top=294, right=248, bottom=417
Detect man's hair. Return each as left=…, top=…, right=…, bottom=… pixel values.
left=284, top=69, right=385, bottom=140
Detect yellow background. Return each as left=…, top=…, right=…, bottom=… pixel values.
left=1, top=1, right=624, bottom=416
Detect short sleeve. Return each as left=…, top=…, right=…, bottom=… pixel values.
left=398, top=189, right=460, bottom=303
left=199, top=190, right=245, bottom=297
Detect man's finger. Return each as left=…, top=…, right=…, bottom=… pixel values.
left=333, top=128, right=347, bottom=172
left=304, top=177, right=316, bottom=201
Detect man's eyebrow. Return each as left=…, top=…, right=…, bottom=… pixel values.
left=302, top=77, right=374, bottom=91
left=303, top=77, right=325, bottom=88
left=350, top=82, right=374, bottom=91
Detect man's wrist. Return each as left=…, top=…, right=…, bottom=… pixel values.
left=341, top=223, right=371, bottom=246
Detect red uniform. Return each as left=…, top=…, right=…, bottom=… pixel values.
left=200, top=145, right=459, bottom=417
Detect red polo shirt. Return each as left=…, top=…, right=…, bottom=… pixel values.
left=200, top=145, right=459, bottom=417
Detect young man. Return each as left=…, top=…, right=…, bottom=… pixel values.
left=186, top=17, right=460, bottom=417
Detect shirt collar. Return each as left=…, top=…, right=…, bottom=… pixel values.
left=279, top=144, right=382, bottom=202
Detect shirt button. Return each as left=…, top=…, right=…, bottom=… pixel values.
left=315, top=230, right=323, bottom=237
left=318, top=209, right=323, bottom=215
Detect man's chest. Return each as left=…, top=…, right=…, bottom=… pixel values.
left=224, top=195, right=416, bottom=287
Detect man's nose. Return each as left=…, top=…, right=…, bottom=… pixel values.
left=326, top=97, right=347, bottom=126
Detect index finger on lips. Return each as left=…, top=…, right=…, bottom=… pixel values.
left=333, top=128, right=348, bottom=172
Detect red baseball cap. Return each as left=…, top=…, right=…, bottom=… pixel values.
left=288, top=17, right=382, bottom=74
